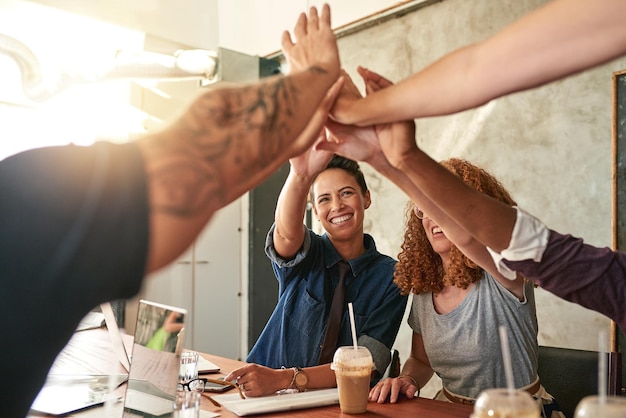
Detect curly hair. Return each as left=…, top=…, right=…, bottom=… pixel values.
left=393, top=158, right=516, bottom=295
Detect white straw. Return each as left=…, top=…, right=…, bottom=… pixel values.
left=498, top=326, right=515, bottom=393
left=348, top=303, right=358, bottom=350
left=598, top=329, right=608, bottom=404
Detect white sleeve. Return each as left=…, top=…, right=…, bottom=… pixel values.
left=486, top=207, right=550, bottom=280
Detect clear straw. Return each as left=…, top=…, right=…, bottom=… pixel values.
left=498, top=326, right=515, bottom=393
left=348, top=302, right=358, bottom=350
left=598, top=329, right=608, bottom=404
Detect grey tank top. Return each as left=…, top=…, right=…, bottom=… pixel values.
left=408, top=272, right=538, bottom=398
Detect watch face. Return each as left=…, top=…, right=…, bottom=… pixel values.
left=295, top=371, right=308, bottom=387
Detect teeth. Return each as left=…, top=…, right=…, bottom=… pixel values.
left=331, top=214, right=352, bottom=224
left=432, top=227, right=442, bottom=234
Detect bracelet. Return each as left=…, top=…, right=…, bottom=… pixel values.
left=281, top=366, right=297, bottom=390
left=398, top=374, right=420, bottom=397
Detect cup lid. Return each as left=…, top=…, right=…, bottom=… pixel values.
left=472, top=389, right=539, bottom=417
left=330, top=346, right=373, bottom=370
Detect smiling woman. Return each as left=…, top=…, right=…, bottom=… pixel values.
left=241, top=152, right=407, bottom=396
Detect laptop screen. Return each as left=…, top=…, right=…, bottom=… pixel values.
left=122, top=299, right=187, bottom=418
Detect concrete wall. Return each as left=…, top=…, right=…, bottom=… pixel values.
left=330, top=0, right=626, bottom=396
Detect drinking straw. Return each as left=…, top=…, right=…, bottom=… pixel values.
left=598, top=329, right=608, bottom=404
left=498, top=326, right=515, bottom=393
left=348, top=302, right=358, bottom=350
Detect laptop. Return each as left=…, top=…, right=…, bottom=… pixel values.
left=122, top=299, right=187, bottom=418
left=29, top=302, right=132, bottom=415
left=30, top=300, right=187, bottom=417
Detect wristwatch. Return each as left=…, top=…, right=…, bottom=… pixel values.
left=292, top=367, right=308, bottom=392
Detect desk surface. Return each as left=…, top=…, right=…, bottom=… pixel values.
left=201, top=353, right=472, bottom=418
left=32, top=328, right=473, bottom=418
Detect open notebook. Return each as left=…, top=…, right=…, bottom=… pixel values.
left=213, top=388, right=340, bottom=416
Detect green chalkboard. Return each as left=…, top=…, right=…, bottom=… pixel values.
left=612, top=69, right=626, bottom=394
left=614, top=70, right=626, bottom=250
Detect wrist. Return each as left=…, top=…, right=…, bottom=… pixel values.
left=398, top=374, right=420, bottom=397
left=281, top=366, right=297, bottom=390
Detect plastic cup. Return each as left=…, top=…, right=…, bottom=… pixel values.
left=173, top=391, right=201, bottom=418
left=331, top=346, right=373, bottom=414
left=574, top=395, right=626, bottom=417
left=178, top=351, right=199, bottom=383
left=470, top=388, right=540, bottom=418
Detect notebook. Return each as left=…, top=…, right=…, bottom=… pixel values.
left=212, top=388, right=340, bottom=416
left=29, top=302, right=132, bottom=415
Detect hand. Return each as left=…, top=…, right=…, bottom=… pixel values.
left=290, top=132, right=334, bottom=181
left=317, top=69, right=384, bottom=162
left=281, top=4, right=340, bottom=80
left=319, top=69, right=416, bottom=169
left=287, top=76, right=345, bottom=159
left=223, top=364, right=293, bottom=397
left=368, top=376, right=418, bottom=404
left=357, top=66, right=417, bottom=168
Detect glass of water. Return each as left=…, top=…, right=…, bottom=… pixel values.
left=178, top=351, right=199, bottom=384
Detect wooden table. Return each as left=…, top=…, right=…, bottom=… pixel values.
left=199, top=353, right=472, bottom=417
left=31, top=328, right=473, bottom=418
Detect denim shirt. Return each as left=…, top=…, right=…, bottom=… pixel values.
left=247, top=224, right=408, bottom=376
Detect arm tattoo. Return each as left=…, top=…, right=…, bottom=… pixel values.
left=147, top=75, right=305, bottom=217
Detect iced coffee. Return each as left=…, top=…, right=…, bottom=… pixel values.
left=471, top=388, right=540, bottom=418
left=574, top=395, right=626, bottom=417
left=331, top=346, right=373, bottom=414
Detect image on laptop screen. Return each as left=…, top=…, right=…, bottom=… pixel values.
left=123, top=300, right=187, bottom=418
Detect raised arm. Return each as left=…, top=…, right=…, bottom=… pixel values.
left=138, top=5, right=341, bottom=272
left=323, top=70, right=519, bottom=292
left=273, top=139, right=334, bottom=259
left=332, top=0, right=626, bottom=125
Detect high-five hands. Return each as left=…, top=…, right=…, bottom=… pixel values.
left=318, top=68, right=416, bottom=168
left=281, top=4, right=340, bottom=81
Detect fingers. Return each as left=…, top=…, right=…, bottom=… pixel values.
left=307, top=6, right=319, bottom=34
left=369, top=380, right=391, bottom=403
left=324, top=75, right=345, bottom=107
left=320, top=3, right=331, bottom=27
left=293, top=12, right=307, bottom=41
left=281, top=30, right=294, bottom=53
left=290, top=75, right=344, bottom=155
left=358, top=66, right=394, bottom=92
left=340, top=70, right=363, bottom=98
left=281, top=4, right=340, bottom=79
left=223, top=368, right=241, bottom=382
left=368, top=378, right=403, bottom=403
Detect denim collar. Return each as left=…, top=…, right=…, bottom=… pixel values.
left=320, top=233, right=380, bottom=277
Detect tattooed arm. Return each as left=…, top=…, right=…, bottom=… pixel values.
left=138, top=5, right=341, bottom=272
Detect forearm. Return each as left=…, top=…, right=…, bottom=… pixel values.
left=139, top=69, right=335, bottom=271
left=339, top=0, right=626, bottom=126
left=273, top=170, right=313, bottom=257
left=369, top=152, right=476, bottom=249
left=397, top=148, right=516, bottom=252
left=399, top=356, right=433, bottom=392
left=303, top=364, right=338, bottom=390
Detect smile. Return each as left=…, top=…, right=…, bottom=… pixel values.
left=330, top=214, right=352, bottom=224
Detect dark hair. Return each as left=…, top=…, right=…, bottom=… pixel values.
left=310, top=155, right=368, bottom=201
